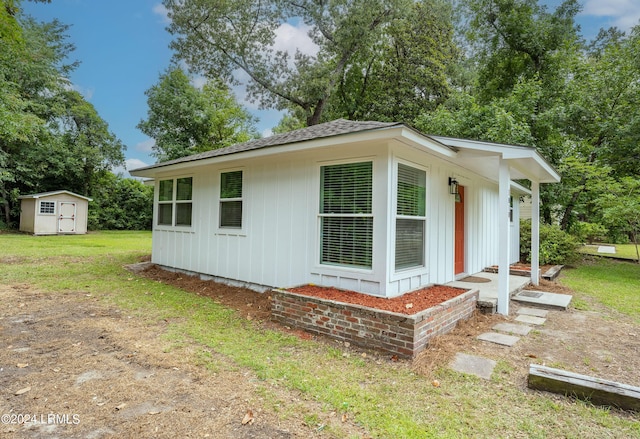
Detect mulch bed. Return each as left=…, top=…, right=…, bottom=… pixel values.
left=287, top=284, right=469, bottom=315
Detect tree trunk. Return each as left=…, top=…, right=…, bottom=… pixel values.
left=306, top=99, right=326, bottom=126
left=0, top=188, right=12, bottom=227
left=559, top=149, right=600, bottom=230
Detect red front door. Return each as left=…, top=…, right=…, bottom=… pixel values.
left=454, top=186, right=465, bottom=275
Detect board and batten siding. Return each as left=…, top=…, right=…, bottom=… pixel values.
left=151, top=141, right=392, bottom=295
left=150, top=138, right=521, bottom=298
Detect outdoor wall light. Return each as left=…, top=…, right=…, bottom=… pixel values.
left=449, top=177, right=461, bottom=202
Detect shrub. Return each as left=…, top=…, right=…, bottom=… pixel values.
left=573, top=221, right=608, bottom=244
left=520, top=219, right=580, bottom=265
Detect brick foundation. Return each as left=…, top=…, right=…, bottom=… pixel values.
left=271, top=287, right=479, bottom=358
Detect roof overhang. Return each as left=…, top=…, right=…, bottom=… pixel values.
left=429, top=136, right=561, bottom=184
left=130, top=120, right=560, bottom=186
left=130, top=125, right=458, bottom=179
left=18, top=190, right=93, bottom=202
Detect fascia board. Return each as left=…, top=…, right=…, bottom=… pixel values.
left=130, top=126, right=457, bottom=178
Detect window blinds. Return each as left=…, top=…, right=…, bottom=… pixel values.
left=320, top=162, right=373, bottom=269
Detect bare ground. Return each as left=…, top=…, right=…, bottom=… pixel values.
left=1, top=265, right=639, bottom=438
left=0, top=282, right=369, bottom=439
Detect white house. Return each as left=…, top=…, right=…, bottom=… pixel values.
left=131, top=119, right=560, bottom=315
left=19, top=190, right=92, bottom=235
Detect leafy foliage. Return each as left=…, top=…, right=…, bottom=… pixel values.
left=164, top=0, right=460, bottom=126
left=137, top=65, right=258, bottom=162
left=0, top=1, right=126, bottom=228
left=88, top=173, right=153, bottom=231
left=594, top=177, right=640, bottom=262
left=520, top=219, right=580, bottom=265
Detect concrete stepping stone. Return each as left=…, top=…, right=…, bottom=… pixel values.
left=477, top=332, right=520, bottom=346
left=515, top=315, right=546, bottom=325
left=493, top=322, right=533, bottom=336
left=517, top=307, right=549, bottom=318
left=450, top=353, right=496, bottom=380
left=512, top=290, right=572, bottom=310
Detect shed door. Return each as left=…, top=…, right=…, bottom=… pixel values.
left=454, top=186, right=465, bottom=275
left=58, top=202, right=77, bottom=233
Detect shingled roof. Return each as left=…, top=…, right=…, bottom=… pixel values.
left=133, top=119, right=402, bottom=172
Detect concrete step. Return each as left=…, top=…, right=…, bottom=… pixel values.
left=450, top=353, right=496, bottom=380
left=517, top=307, right=549, bottom=318
left=512, top=290, right=572, bottom=310
left=515, top=314, right=546, bottom=325
left=477, top=332, right=520, bottom=346
left=514, top=315, right=547, bottom=326
left=492, top=322, right=533, bottom=336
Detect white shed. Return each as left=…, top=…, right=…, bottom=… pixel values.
left=131, top=119, right=560, bottom=315
left=19, top=190, right=92, bottom=235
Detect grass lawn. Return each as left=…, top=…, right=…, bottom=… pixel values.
left=560, top=257, right=640, bottom=322
left=1, top=231, right=639, bottom=438
left=580, top=243, right=640, bottom=262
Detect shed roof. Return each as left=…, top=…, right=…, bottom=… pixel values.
left=18, top=190, right=93, bottom=202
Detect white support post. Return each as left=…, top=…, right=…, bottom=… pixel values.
left=531, top=181, right=540, bottom=286
left=497, top=158, right=511, bottom=315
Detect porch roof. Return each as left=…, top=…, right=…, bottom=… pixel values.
left=428, top=136, right=561, bottom=184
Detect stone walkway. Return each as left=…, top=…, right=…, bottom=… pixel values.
left=450, top=299, right=562, bottom=379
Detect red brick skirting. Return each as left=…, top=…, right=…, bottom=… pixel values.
left=271, top=287, right=479, bottom=358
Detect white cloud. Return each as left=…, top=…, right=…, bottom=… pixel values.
left=135, top=138, right=155, bottom=153
left=273, top=22, right=319, bottom=58
left=152, top=3, right=170, bottom=24
left=191, top=75, right=207, bottom=90
left=63, top=82, right=95, bottom=100
left=126, top=158, right=151, bottom=171
left=583, top=0, right=640, bottom=30
left=261, top=128, right=273, bottom=138
left=113, top=158, right=152, bottom=180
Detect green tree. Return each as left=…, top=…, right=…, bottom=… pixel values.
left=138, top=65, right=258, bottom=162
left=164, top=0, right=418, bottom=126
left=88, top=173, right=153, bottom=231
left=555, top=25, right=640, bottom=229
left=464, top=0, right=582, bottom=103
left=0, top=8, right=74, bottom=225
left=595, top=177, right=640, bottom=262
left=324, top=0, right=459, bottom=123
left=0, top=3, right=126, bottom=227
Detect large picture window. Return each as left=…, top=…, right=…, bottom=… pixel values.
left=395, top=163, right=426, bottom=271
left=157, top=177, right=193, bottom=227
left=319, top=161, right=373, bottom=269
left=220, top=170, right=243, bottom=228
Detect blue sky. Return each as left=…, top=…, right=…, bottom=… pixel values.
left=22, top=0, right=640, bottom=177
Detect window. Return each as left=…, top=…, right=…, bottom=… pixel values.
left=319, top=161, right=373, bottom=269
left=395, top=163, right=426, bottom=271
left=220, top=171, right=242, bottom=228
left=157, top=177, right=192, bottom=227
left=509, top=196, right=514, bottom=223
left=39, top=201, right=55, bottom=215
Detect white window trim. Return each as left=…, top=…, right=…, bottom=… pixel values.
left=316, top=158, right=375, bottom=272
left=390, top=159, right=429, bottom=280
left=38, top=200, right=56, bottom=216
left=216, top=168, right=246, bottom=236
left=155, top=176, right=194, bottom=231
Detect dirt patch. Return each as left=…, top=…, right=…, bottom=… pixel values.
left=4, top=261, right=637, bottom=438
left=286, top=284, right=468, bottom=315
left=135, top=264, right=640, bottom=390
left=0, top=283, right=369, bottom=438
left=137, top=265, right=273, bottom=323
